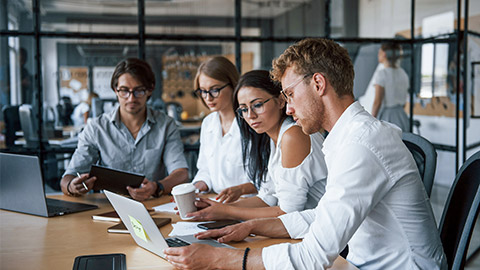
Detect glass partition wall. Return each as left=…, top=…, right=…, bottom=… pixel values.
left=0, top=0, right=478, bottom=190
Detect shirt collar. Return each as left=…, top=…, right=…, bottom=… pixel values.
left=323, top=101, right=363, bottom=156
left=207, top=112, right=238, bottom=138
left=109, top=104, right=156, bottom=127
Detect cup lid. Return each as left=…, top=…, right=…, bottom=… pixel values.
left=171, top=183, right=196, bottom=195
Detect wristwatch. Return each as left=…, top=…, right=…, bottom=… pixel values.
left=155, top=181, right=165, bottom=197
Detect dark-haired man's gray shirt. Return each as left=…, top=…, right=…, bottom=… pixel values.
left=64, top=105, right=188, bottom=181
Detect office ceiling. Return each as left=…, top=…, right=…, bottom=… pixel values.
left=23, top=0, right=311, bottom=18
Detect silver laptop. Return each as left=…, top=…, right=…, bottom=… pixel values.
left=0, top=153, right=98, bottom=217
left=104, top=190, right=234, bottom=259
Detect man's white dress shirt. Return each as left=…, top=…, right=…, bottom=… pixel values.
left=262, top=102, right=447, bottom=269
left=192, top=112, right=251, bottom=193
left=257, top=118, right=327, bottom=213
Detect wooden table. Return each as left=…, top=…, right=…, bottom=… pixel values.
left=0, top=193, right=358, bottom=269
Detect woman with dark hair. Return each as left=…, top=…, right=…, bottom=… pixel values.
left=372, top=43, right=409, bottom=131
left=191, top=56, right=257, bottom=203
left=186, top=70, right=327, bottom=221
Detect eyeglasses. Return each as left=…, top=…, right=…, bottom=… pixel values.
left=280, top=74, right=312, bottom=104
left=195, top=83, right=230, bottom=99
left=116, top=87, right=149, bottom=99
left=236, top=98, right=272, bottom=118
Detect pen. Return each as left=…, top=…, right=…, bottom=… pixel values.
left=77, top=172, right=88, bottom=191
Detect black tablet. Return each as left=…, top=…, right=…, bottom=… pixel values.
left=73, top=253, right=126, bottom=270
left=89, top=165, right=145, bottom=195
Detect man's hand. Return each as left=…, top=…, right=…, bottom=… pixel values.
left=195, top=221, right=253, bottom=243
left=164, top=243, right=242, bottom=270
left=127, top=178, right=155, bottom=201
left=216, top=186, right=243, bottom=203
left=68, top=173, right=96, bottom=196
left=185, top=198, right=230, bottom=221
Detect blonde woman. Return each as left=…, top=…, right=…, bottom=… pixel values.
left=192, top=56, right=256, bottom=203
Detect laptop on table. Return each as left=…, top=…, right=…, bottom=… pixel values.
left=0, top=153, right=98, bottom=217
left=104, top=190, right=234, bottom=260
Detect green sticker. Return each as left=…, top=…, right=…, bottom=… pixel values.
left=129, top=215, right=149, bottom=242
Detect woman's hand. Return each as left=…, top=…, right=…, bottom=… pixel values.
left=216, top=186, right=243, bottom=203
left=185, top=198, right=230, bottom=221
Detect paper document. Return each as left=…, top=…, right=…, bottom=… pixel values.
left=153, top=202, right=177, bottom=213
left=168, top=221, right=214, bottom=236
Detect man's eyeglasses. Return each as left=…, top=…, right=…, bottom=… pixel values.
left=280, top=74, right=312, bottom=104
left=195, top=83, right=230, bottom=99
left=116, top=87, right=149, bottom=99
left=236, top=98, right=272, bottom=118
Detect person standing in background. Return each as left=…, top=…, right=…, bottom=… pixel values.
left=20, top=47, right=33, bottom=105
left=192, top=56, right=256, bottom=203
left=371, top=43, right=410, bottom=132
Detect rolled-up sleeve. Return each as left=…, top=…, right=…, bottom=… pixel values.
left=162, top=118, right=188, bottom=174
left=63, top=122, right=100, bottom=176
left=278, top=209, right=316, bottom=239
left=262, top=144, right=393, bottom=269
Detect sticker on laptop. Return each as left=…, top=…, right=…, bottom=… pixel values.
left=129, top=215, right=150, bottom=242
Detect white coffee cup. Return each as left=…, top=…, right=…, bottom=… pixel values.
left=171, top=183, right=197, bottom=220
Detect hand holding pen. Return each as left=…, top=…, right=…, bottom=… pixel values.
left=77, top=172, right=89, bottom=191
left=67, top=173, right=97, bottom=196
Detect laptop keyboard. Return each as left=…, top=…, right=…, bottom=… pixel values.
left=166, top=238, right=190, bottom=247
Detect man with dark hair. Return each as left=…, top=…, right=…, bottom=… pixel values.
left=61, top=58, right=188, bottom=201
left=163, top=39, right=446, bottom=269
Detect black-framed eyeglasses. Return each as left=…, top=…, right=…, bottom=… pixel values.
left=236, top=98, right=272, bottom=118
left=280, top=74, right=312, bottom=104
left=194, top=83, right=230, bottom=99
left=116, top=86, right=149, bottom=99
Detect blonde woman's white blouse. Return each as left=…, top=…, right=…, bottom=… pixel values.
left=192, top=112, right=251, bottom=193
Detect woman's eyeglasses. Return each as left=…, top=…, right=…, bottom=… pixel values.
left=116, top=87, right=148, bottom=99
left=195, top=83, right=230, bottom=99
left=236, top=98, right=272, bottom=118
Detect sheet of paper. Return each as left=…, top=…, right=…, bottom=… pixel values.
left=168, top=221, right=214, bottom=236
left=153, top=202, right=177, bottom=213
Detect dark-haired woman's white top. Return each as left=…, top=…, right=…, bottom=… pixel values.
left=257, top=118, right=327, bottom=213
left=192, top=112, right=252, bottom=193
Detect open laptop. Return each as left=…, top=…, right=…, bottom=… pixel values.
left=104, top=190, right=234, bottom=259
left=0, top=153, right=98, bottom=217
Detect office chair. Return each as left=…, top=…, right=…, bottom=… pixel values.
left=2, top=105, right=22, bottom=148
left=439, top=151, right=480, bottom=270
left=18, top=104, right=50, bottom=148
left=402, top=132, right=437, bottom=197
left=18, top=104, right=64, bottom=190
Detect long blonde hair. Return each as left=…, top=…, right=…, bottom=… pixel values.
left=193, top=56, right=239, bottom=91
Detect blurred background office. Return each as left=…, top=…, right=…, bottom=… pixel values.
left=0, top=0, right=479, bottom=267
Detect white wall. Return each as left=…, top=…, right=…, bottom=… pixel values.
left=359, top=0, right=480, bottom=38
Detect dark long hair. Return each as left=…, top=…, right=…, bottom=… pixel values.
left=233, top=70, right=287, bottom=188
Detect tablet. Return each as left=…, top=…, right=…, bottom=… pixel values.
left=89, top=165, right=145, bottom=195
